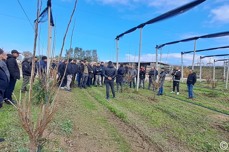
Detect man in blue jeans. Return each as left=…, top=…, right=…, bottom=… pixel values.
left=157, top=68, right=166, bottom=96
left=187, top=69, right=196, bottom=99
left=4, top=50, right=20, bottom=104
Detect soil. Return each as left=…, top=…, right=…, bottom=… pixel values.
left=45, top=89, right=162, bottom=152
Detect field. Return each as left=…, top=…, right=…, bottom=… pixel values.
left=0, top=80, right=229, bottom=152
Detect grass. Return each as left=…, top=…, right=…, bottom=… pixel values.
left=0, top=80, right=228, bottom=151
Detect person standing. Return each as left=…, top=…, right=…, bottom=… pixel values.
left=58, top=60, right=66, bottom=88
left=139, top=66, right=146, bottom=89
left=187, top=69, right=197, bottom=99
left=87, top=62, right=94, bottom=87
left=100, top=62, right=105, bottom=86
left=171, top=67, right=181, bottom=95
left=94, top=62, right=103, bottom=87
left=38, top=56, right=47, bottom=76
left=129, top=66, right=137, bottom=88
left=81, top=60, right=89, bottom=89
left=116, top=64, right=125, bottom=93
left=70, top=59, right=78, bottom=88
left=4, top=50, right=20, bottom=104
left=21, top=57, right=32, bottom=93
left=77, top=60, right=84, bottom=87
left=157, top=68, right=166, bottom=96
left=0, top=49, right=10, bottom=108
left=148, top=67, right=158, bottom=91
left=65, top=59, right=73, bottom=91
left=103, top=61, right=117, bottom=100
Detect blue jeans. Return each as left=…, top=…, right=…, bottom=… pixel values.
left=187, top=84, right=194, bottom=98
left=158, top=87, right=163, bottom=95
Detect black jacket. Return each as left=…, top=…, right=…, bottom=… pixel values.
left=103, top=63, right=117, bottom=81
left=58, top=62, right=66, bottom=76
left=66, top=63, right=73, bottom=75
left=88, top=64, right=94, bottom=78
left=116, top=67, right=125, bottom=83
left=139, top=69, right=146, bottom=79
left=187, top=72, right=197, bottom=85
left=148, top=69, right=158, bottom=78
left=6, top=54, right=20, bottom=80
left=172, top=70, right=181, bottom=81
left=71, top=63, right=78, bottom=75
left=95, top=66, right=103, bottom=75
left=22, top=58, right=32, bottom=76
left=0, top=61, right=10, bottom=102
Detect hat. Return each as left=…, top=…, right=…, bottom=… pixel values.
left=11, top=50, right=20, bottom=54
left=0, top=48, right=3, bottom=55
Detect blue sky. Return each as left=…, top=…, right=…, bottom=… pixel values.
left=0, top=0, right=229, bottom=65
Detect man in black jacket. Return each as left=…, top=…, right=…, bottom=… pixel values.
left=94, top=63, right=103, bottom=87
left=21, top=57, right=32, bottom=93
left=103, top=61, right=117, bottom=100
left=70, top=59, right=78, bottom=88
left=58, top=60, right=67, bottom=88
left=139, top=66, right=146, bottom=89
left=187, top=69, right=196, bottom=99
left=4, top=50, right=20, bottom=104
left=0, top=49, right=10, bottom=108
left=116, top=64, right=125, bottom=93
left=171, top=67, right=181, bottom=95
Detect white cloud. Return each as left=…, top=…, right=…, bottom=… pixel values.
left=86, top=0, right=192, bottom=9
left=210, top=5, right=229, bottom=24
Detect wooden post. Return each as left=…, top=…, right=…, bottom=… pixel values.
left=213, top=60, right=216, bottom=81
left=199, top=57, right=202, bottom=82
left=136, top=28, right=143, bottom=91
left=47, top=2, right=52, bottom=78
left=224, top=61, right=226, bottom=82
left=192, top=40, right=197, bottom=70
left=226, top=61, right=229, bottom=89
left=181, top=53, right=184, bottom=82
left=156, top=46, right=158, bottom=70
left=116, top=39, right=119, bottom=69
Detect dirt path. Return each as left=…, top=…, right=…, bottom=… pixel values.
left=83, top=89, right=162, bottom=152
left=46, top=88, right=161, bottom=152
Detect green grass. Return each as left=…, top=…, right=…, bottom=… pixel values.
left=0, top=80, right=228, bottom=151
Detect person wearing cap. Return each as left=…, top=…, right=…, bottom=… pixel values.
left=0, top=49, right=10, bottom=108
left=4, top=50, right=20, bottom=104
left=157, top=68, right=166, bottom=96
left=103, top=61, right=117, bottom=101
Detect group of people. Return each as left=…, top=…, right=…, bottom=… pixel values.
left=0, top=48, right=197, bottom=108
left=0, top=48, right=49, bottom=108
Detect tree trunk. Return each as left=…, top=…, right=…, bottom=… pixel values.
left=29, top=140, right=37, bottom=152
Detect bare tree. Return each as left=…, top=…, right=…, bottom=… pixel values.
left=9, top=0, right=78, bottom=151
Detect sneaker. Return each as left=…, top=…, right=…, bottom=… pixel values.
left=177, top=92, right=179, bottom=95
left=170, top=91, right=174, bottom=93
left=106, top=98, right=110, bottom=102
left=65, top=88, right=71, bottom=92
left=5, top=99, right=16, bottom=105
left=60, top=87, right=65, bottom=90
